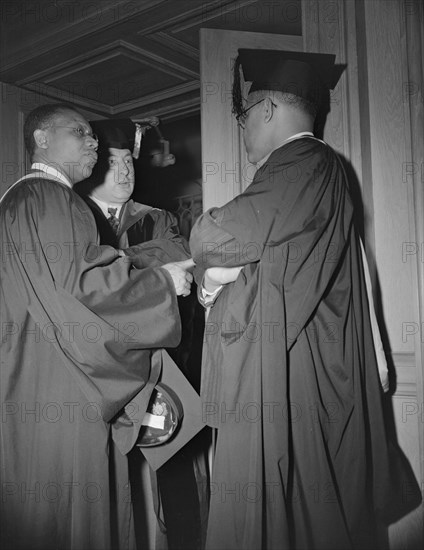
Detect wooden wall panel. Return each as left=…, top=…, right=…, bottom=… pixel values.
left=0, top=83, right=26, bottom=195
left=302, top=0, right=423, bottom=546
left=363, top=0, right=415, bottom=353
left=389, top=395, right=423, bottom=550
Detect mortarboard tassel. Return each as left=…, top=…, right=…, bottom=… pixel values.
left=232, top=55, right=244, bottom=118
left=132, top=123, right=142, bottom=159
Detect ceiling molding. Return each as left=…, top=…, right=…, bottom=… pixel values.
left=15, top=40, right=131, bottom=85
left=21, top=82, right=115, bottom=115
left=16, top=39, right=197, bottom=88
left=136, top=0, right=237, bottom=35
left=168, top=0, right=259, bottom=33
left=120, top=41, right=199, bottom=79
left=42, top=48, right=188, bottom=86
left=149, top=32, right=200, bottom=61
left=20, top=79, right=200, bottom=118
left=2, top=0, right=167, bottom=70
left=111, top=81, right=199, bottom=114
left=139, top=98, right=200, bottom=123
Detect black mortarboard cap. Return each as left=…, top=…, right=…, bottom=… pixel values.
left=137, top=350, right=205, bottom=471
left=233, top=49, right=344, bottom=117
left=89, top=118, right=142, bottom=159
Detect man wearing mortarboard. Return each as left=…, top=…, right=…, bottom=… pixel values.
left=189, top=50, right=396, bottom=549
left=75, top=119, right=205, bottom=550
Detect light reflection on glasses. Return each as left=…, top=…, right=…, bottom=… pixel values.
left=49, top=125, right=98, bottom=141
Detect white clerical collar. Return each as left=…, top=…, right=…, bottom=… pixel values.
left=255, top=131, right=315, bottom=170
left=31, top=163, right=72, bottom=188
left=90, top=195, right=123, bottom=219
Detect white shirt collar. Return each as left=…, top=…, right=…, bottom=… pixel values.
left=31, top=163, right=72, bottom=188
left=90, top=195, right=123, bottom=219
left=255, top=131, right=315, bottom=170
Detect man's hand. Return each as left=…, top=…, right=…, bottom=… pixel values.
left=161, top=260, right=194, bottom=297
left=204, top=266, right=243, bottom=292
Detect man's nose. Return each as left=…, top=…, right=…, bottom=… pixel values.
left=86, top=135, right=98, bottom=150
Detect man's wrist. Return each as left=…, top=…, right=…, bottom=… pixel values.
left=203, top=271, right=222, bottom=293
left=202, top=285, right=223, bottom=298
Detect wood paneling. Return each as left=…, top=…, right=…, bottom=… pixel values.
left=0, top=84, right=26, bottom=191
left=364, top=0, right=416, bottom=352
left=302, top=1, right=423, bottom=545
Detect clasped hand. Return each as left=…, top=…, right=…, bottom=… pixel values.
left=161, top=259, right=195, bottom=297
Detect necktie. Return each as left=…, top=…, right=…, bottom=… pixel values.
left=107, top=207, right=120, bottom=234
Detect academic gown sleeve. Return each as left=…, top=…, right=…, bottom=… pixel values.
left=1, top=178, right=182, bottom=453
left=123, top=209, right=191, bottom=268
left=190, top=138, right=351, bottom=342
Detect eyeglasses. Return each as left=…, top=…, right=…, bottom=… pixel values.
left=49, top=125, right=98, bottom=141
left=235, top=97, right=277, bottom=128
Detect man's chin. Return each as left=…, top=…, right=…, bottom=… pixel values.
left=117, top=183, right=134, bottom=195
left=245, top=147, right=256, bottom=164
left=81, top=165, right=94, bottom=179
left=246, top=153, right=257, bottom=164
left=117, top=192, right=132, bottom=201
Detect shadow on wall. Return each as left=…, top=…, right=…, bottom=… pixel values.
left=340, top=155, right=422, bottom=547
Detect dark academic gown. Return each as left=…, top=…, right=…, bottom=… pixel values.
left=0, top=176, right=182, bottom=550
left=83, top=197, right=195, bottom=372
left=83, top=196, right=190, bottom=266
left=82, top=196, right=204, bottom=550
left=189, top=137, right=393, bottom=550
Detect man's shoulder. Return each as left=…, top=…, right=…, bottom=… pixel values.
left=129, top=200, right=169, bottom=219
left=1, top=173, right=69, bottom=208
left=259, top=137, right=336, bottom=178
left=17, top=172, right=70, bottom=190
left=274, top=136, right=333, bottom=161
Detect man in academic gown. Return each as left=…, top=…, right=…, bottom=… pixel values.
left=0, top=103, right=193, bottom=550
left=75, top=119, right=190, bottom=266
left=75, top=119, right=203, bottom=550
left=75, top=119, right=196, bottom=373
left=189, top=50, right=395, bottom=550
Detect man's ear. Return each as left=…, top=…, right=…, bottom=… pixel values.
left=33, top=129, right=48, bottom=149
left=263, top=98, right=274, bottom=124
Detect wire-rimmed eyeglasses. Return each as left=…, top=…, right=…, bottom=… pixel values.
left=49, top=125, right=98, bottom=141
left=235, top=97, right=277, bottom=129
